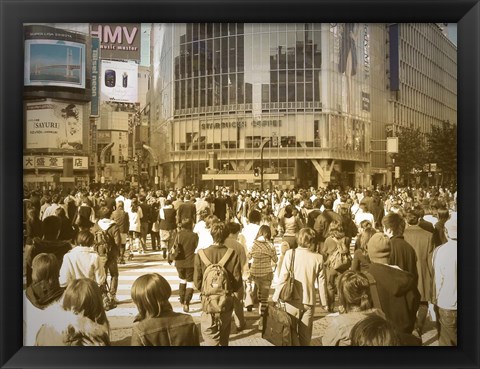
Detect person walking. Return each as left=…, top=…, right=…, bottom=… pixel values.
left=432, top=213, right=457, bottom=346
left=174, top=218, right=199, bottom=312
left=272, top=228, right=327, bottom=346
left=194, top=222, right=242, bottom=346
left=248, top=225, right=278, bottom=330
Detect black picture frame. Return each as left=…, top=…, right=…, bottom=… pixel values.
left=1, top=0, right=478, bottom=368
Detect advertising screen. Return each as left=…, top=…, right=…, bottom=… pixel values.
left=100, top=60, right=138, bottom=103
left=26, top=100, right=84, bottom=150
left=24, top=25, right=87, bottom=89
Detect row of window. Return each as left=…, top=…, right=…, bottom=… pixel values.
left=402, top=24, right=456, bottom=61
left=173, top=71, right=325, bottom=109
left=402, top=70, right=457, bottom=116
left=174, top=32, right=322, bottom=79
left=179, top=23, right=324, bottom=43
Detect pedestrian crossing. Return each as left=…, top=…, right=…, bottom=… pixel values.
left=108, top=251, right=205, bottom=318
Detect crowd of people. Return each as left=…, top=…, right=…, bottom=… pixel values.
left=23, top=183, right=457, bottom=346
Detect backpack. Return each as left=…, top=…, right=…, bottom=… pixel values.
left=325, top=238, right=352, bottom=273
left=198, top=248, right=234, bottom=314
left=167, top=230, right=182, bottom=263
left=94, top=228, right=113, bottom=259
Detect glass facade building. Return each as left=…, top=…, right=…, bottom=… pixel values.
left=149, top=23, right=455, bottom=189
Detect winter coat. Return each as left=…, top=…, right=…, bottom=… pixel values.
left=367, top=263, right=421, bottom=334
left=23, top=282, right=64, bottom=346
left=131, top=310, right=199, bottom=346
left=174, top=229, right=199, bottom=269
left=159, top=207, right=177, bottom=230
left=403, top=225, right=435, bottom=302
left=388, top=236, right=418, bottom=282
left=35, top=309, right=110, bottom=346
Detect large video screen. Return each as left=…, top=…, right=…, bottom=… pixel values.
left=24, top=39, right=86, bottom=89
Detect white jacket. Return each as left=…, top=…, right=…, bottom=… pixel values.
left=59, top=246, right=106, bottom=287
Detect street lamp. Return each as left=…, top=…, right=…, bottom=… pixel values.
left=259, top=137, right=270, bottom=192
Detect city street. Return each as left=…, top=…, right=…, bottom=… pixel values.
left=107, top=239, right=439, bottom=346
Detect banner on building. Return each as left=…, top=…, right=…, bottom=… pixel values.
left=24, top=156, right=89, bottom=170
left=24, top=25, right=86, bottom=89
left=90, top=37, right=100, bottom=116
left=90, top=23, right=141, bottom=61
left=26, top=100, right=84, bottom=150
left=101, top=60, right=138, bottom=103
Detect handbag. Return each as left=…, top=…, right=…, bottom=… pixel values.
left=262, top=302, right=300, bottom=346
left=167, top=230, right=180, bottom=262
left=278, top=249, right=297, bottom=302
left=326, top=239, right=352, bottom=273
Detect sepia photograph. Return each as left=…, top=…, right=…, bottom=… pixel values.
left=1, top=0, right=479, bottom=368
left=22, top=21, right=458, bottom=348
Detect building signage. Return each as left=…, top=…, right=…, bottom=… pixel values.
left=24, top=25, right=86, bottom=89
left=200, top=119, right=282, bottom=130
left=90, top=23, right=141, bottom=61
left=100, top=60, right=138, bottom=103
left=26, top=100, right=84, bottom=150
left=24, top=156, right=89, bottom=170
left=90, top=37, right=100, bottom=116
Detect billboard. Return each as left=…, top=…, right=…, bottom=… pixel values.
left=24, top=25, right=86, bottom=89
left=26, top=100, right=84, bottom=150
left=24, top=155, right=89, bottom=170
left=101, top=60, right=138, bottom=103
left=90, top=23, right=141, bottom=61
left=90, top=37, right=100, bottom=115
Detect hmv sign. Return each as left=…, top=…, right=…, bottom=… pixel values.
left=90, top=24, right=141, bottom=61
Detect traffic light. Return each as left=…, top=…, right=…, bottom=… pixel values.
left=254, top=167, right=260, bottom=177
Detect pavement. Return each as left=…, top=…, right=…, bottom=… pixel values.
left=107, top=241, right=439, bottom=346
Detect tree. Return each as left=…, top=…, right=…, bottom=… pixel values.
left=391, top=126, right=428, bottom=186
left=427, top=121, right=457, bottom=185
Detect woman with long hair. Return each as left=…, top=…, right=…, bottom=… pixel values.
left=131, top=273, right=199, bottom=346
left=322, top=220, right=350, bottom=312
left=277, top=204, right=303, bottom=274
left=248, top=225, right=278, bottom=328
left=273, top=228, right=327, bottom=346
left=322, top=270, right=384, bottom=346
left=128, top=198, right=145, bottom=256
left=351, top=223, right=377, bottom=272
left=36, top=278, right=110, bottom=346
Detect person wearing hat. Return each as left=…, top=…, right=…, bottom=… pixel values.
left=366, top=233, right=421, bottom=335
left=432, top=212, right=457, bottom=346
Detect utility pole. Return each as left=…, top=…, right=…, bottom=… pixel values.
left=260, top=137, right=270, bottom=192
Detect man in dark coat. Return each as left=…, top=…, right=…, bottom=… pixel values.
left=366, top=233, right=421, bottom=334
left=177, top=194, right=196, bottom=225
left=383, top=212, right=418, bottom=282
left=403, top=208, right=435, bottom=337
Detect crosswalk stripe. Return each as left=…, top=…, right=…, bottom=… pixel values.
left=117, top=275, right=181, bottom=281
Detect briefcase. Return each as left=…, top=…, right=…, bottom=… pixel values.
left=262, top=302, right=299, bottom=346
